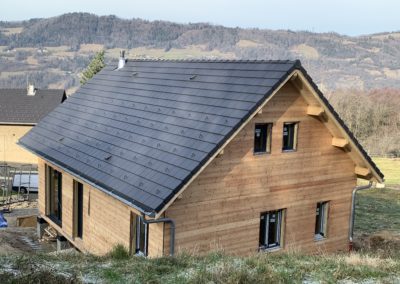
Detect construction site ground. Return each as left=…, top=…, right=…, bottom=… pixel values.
left=0, top=196, right=57, bottom=255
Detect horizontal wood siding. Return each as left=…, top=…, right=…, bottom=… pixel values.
left=164, top=82, right=356, bottom=256
left=37, top=158, right=164, bottom=256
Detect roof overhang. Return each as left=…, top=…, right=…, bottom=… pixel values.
left=0, top=122, right=36, bottom=126
left=17, top=141, right=151, bottom=217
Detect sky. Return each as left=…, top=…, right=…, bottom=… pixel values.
left=1, top=0, right=399, bottom=36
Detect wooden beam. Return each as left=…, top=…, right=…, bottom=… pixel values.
left=331, top=137, right=349, bottom=148
left=307, top=106, right=325, bottom=117
left=355, top=166, right=371, bottom=177
left=218, top=149, right=224, bottom=156
left=257, top=109, right=263, bottom=115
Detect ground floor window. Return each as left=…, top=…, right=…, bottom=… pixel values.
left=46, top=165, right=62, bottom=226
left=130, top=213, right=148, bottom=256
left=315, top=201, right=329, bottom=240
left=259, top=209, right=284, bottom=250
left=73, top=181, right=83, bottom=239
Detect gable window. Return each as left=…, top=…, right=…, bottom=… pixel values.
left=315, top=201, right=329, bottom=240
left=46, top=165, right=62, bottom=226
left=282, top=122, right=299, bottom=151
left=130, top=213, right=148, bottom=256
left=254, top=123, right=273, bottom=154
left=259, top=209, right=284, bottom=250
left=73, top=181, right=84, bottom=239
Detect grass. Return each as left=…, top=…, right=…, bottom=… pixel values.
left=0, top=249, right=399, bottom=283
left=355, top=188, right=400, bottom=235
left=373, top=157, right=400, bottom=185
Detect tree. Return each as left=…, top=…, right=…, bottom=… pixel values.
left=80, top=50, right=105, bottom=85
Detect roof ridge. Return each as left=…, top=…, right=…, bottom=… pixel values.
left=123, top=58, right=300, bottom=64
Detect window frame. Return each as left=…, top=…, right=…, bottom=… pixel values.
left=259, top=209, right=285, bottom=251
left=315, top=201, right=329, bottom=240
left=254, top=123, right=273, bottom=154
left=130, top=213, right=149, bottom=256
left=282, top=122, right=299, bottom=152
left=45, top=165, right=62, bottom=227
left=73, top=180, right=84, bottom=239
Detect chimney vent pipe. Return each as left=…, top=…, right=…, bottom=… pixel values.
left=27, top=84, right=36, bottom=96
left=118, top=50, right=126, bottom=69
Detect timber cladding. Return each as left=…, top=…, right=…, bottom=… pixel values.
left=37, top=158, right=163, bottom=256
left=163, top=82, right=357, bottom=256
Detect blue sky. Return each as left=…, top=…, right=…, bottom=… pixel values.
left=1, top=0, right=399, bottom=36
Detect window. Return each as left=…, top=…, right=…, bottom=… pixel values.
left=282, top=122, right=299, bottom=151
left=315, top=201, right=329, bottom=240
left=254, top=123, right=273, bottom=154
left=259, top=209, right=284, bottom=250
left=130, top=213, right=148, bottom=256
left=46, top=165, right=62, bottom=226
left=73, top=181, right=83, bottom=239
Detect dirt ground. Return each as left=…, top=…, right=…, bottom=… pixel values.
left=0, top=196, right=56, bottom=255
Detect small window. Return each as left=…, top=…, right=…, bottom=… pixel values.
left=315, top=201, right=329, bottom=240
left=282, top=122, right=299, bottom=151
left=254, top=123, right=273, bottom=154
left=259, top=209, right=284, bottom=250
left=73, top=181, right=83, bottom=239
left=130, top=213, right=148, bottom=256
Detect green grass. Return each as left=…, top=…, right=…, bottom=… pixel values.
left=0, top=250, right=399, bottom=283
left=373, top=157, right=400, bottom=185
left=355, top=188, right=400, bottom=235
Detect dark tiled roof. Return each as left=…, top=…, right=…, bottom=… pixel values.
left=19, top=59, right=383, bottom=216
left=0, top=89, right=66, bottom=124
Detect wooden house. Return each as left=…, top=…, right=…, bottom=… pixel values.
left=0, top=86, right=65, bottom=165
left=19, top=59, right=383, bottom=256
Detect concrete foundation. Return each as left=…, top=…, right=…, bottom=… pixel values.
left=57, top=235, right=70, bottom=251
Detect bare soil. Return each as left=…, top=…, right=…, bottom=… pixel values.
left=0, top=198, right=56, bottom=255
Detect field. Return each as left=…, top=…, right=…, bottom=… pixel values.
left=373, top=158, right=400, bottom=186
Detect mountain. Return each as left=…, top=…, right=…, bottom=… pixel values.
left=1, top=12, right=400, bottom=92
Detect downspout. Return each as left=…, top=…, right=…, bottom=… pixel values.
left=140, top=216, right=176, bottom=256
left=349, top=180, right=373, bottom=251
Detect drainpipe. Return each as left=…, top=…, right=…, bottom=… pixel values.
left=140, top=216, right=176, bottom=256
left=349, top=181, right=373, bottom=251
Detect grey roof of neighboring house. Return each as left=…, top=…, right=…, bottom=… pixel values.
left=18, top=59, right=383, bottom=216
left=0, top=88, right=66, bottom=124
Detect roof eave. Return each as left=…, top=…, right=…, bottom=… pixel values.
left=294, top=67, right=384, bottom=183
left=17, top=140, right=156, bottom=217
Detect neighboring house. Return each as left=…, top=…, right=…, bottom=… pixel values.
left=0, top=86, right=66, bottom=165
left=19, top=59, right=383, bottom=257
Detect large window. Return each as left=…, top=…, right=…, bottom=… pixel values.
left=73, top=181, right=84, bottom=239
left=254, top=123, right=273, bottom=154
left=315, top=201, right=329, bottom=240
left=130, top=213, right=148, bottom=256
left=282, top=122, right=299, bottom=151
left=259, top=209, right=284, bottom=250
left=46, top=165, right=62, bottom=226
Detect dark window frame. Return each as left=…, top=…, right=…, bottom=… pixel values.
left=46, top=165, right=62, bottom=227
left=254, top=123, right=273, bottom=154
left=73, top=180, right=84, bottom=239
left=130, top=213, right=149, bottom=256
left=282, top=122, right=299, bottom=152
left=315, top=201, right=329, bottom=240
left=259, top=209, right=285, bottom=250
